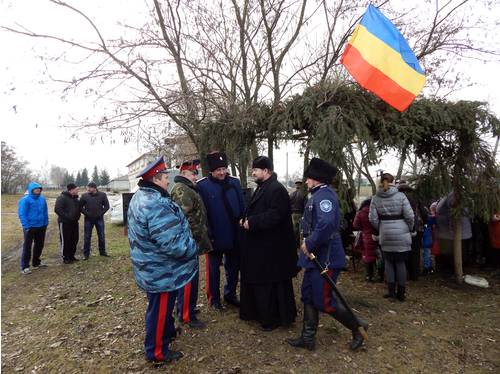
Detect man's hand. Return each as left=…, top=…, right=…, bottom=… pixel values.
left=243, top=219, right=250, bottom=230
left=300, top=241, right=310, bottom=258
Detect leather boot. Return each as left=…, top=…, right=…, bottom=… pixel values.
left=396, top=285, right=406, bottom=302
left=383, top=283, right=396, bottom=299
left=330, top=303, right=368, bottom=351
left=286, top=304, right=318, bottom=351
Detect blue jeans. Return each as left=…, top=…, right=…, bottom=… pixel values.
left=83, top=217, right=105, bottom=257
left=422, top=247, right=432, bottom=270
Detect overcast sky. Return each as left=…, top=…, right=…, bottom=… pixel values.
left=1, top=0, right=499, bottom=181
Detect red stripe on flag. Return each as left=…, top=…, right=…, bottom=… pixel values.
left=182, top=281, right=192, bottom=323
left=322, top=270, right=336, bottom=314
left=205, top=254, right=212, bottom=304
left=154, top=293, right=168, bottom=361
left=341, top=44, right=416, bottom=111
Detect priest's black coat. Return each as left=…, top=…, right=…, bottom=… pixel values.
left=241, top=173, right=298, bottom=284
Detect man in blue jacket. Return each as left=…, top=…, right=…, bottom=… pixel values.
left=18, top=182, right=49, bottom=274
left=197, top=152, right=245, bottom=309
left=287, top=158, right=367, bottom=352
left=127, top=157, right=198, bottom=364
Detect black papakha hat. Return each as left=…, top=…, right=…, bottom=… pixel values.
left=304, top=157, right=338, bottom=184
left=87, top=182, right=97, bottom=188
left=252, top=156, right=273, bottom=171
left=67, top=183, right=77, bottom=191
left=206, top=152, right=228, bottom=172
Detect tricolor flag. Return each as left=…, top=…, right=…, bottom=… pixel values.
left=341, top=4, right=425, bottom=112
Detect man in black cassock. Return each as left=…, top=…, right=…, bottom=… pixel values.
left=239, top=156, right=298, bottom=331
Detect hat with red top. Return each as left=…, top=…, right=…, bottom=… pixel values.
left=179, top=159, right=201, bottom=174
left=136, top=156, right=168, bottom=179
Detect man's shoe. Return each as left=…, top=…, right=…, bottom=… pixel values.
left=286, top=336, right=315, bottom=351
left=21, top=268, right=32, bottom=275
left=211, top=302, right=224, bottom=310
left=100, top=252, right=110, bottom=257
left=83, top=255, right=89, bottom=261
left=187, top=318, right=206, bottom=329
left=147, top=350, right=183, bottom=363
left=396, top=286, right=406, bottom=302
left=383, top=283, right=396, bottom=299
left=224, top=296, right=240, bottom=308
left=32, top=262, right=48, bottom=269
left=70, top=257, right=79, bottom=262
left=63, top=258, right=72, bottom=264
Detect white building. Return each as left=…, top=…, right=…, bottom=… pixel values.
left=106, top=175, right=130, bottom=192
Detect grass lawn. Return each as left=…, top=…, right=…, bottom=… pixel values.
left=1, top=192, right=500, bottom=373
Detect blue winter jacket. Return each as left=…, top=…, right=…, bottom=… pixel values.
left=197, top=175, right=245, bottom=251
left=422, top=215, right=436, bottom=248
left=299, top=184, right=346, bottom=270
left=127, top=181, right=198, bottom=293
left=18, top=182, right=48, bottom=229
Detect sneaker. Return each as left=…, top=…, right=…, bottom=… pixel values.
left=33, top=262, right=48, bottom=269
left=21, top=268, right=32, bottom=275
left=83, top=255, right=89, bottom=261
left=147, top=350, right=183, bottom=363
left=100, top=252, right=110, bottom=257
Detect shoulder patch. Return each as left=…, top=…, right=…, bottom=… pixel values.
left=319, top=199, right=333, bottom=213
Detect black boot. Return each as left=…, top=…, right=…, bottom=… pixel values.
left=383, top=283, right=396, bottom=299
left=365, top=263, right=374, bottom=282
left=330, top=303, right=368, bottom=351
left=396, top=285, right=406, bottom=302
left=286, top=304, right=318, bottom=351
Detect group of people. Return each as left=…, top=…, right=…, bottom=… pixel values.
left=127, top=153, right=367, bottom=364
left=353, top=174, right=500, bottom=300
left=17, top=181, right=110, bottom=274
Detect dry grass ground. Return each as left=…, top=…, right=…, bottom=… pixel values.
left=1, top=192, right=499, bottom=373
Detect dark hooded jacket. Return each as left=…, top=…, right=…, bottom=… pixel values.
left=55, top=191, right=81, bottom=223
left=80, top=190, right=110, bottom=219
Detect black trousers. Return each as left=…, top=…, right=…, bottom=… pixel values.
left=20, top=226, right=47, bottom=269
left=59, top=221, right=79, bottom=260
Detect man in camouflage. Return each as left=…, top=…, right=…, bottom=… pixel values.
left=128, top=157, right=198, bottom=364
left=170, top=159, right=213, bottom=328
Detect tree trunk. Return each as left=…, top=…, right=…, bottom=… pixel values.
left=267, top=134, right=274, bottom=160
left=453, top=216, right=463, bottom=283
left=303, top=144, right=310, bottom=176
left=396, top=145, right=408, bottom=180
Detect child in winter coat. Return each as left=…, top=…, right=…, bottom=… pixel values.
left=421, top=202, right=438, bottom=274
left=353, top=198, right=378, bottom=282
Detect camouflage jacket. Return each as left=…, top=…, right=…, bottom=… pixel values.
left=127, top=180, right=198, bottom=293
left=170, top=175, right=213, bottom=255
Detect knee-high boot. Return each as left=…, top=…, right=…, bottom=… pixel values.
left=330, top=303, right=368, bottom=351
left=286, top=304, right=318, bottom=351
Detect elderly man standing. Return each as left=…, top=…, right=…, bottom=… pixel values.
left=369, top=173, right=414, bottom=301
left=18, top=182, right=49, bottom=274
left=239, top=156, right=297, bottom=331
left=197, top=151, right=245, bottom=310
left=127, top=157, right=198, bottom=363
left=170, top=159, right=213, bottom=328
left=80, top=181, right=110, bottom=259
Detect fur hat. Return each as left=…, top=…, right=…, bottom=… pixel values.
left=67, top=183, right=77, bottom=191
left=304, top=158, right=337, bottom=184
left=87, top=182, right=97, bottom=188
left=252, top=156, right=273, bottom=171
left=206, top=152, right=228, bottom=172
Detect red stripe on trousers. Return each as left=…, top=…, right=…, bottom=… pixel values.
left=154, top=293, right=168, bottom=361
left=205, top=254, right=212, bottom=304
left=182, top=281, right=192, bottom=323
left=323, top=269, right=336, bottom=314
left=341, top=44, right=417, bottom=111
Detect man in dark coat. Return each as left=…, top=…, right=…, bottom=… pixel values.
left=287, top=158, right=367, bottom=351
left=54, top=183, right=81, bottom=264
left=289, top=180, right=305, bottom=248
left=239, top=156, right=298, bottom=331
left=197, top=151, right=246, bottom=309
left=80, top=182, right=110, bottom=259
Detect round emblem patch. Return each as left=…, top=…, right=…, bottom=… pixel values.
left=319, top=200, right=333, bottom=213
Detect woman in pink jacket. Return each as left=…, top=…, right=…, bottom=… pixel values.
left=353, top=198, right=378, bottom=282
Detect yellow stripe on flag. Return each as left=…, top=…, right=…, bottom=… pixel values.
left=349, top=25, right=425, bottom=96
